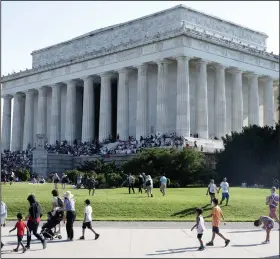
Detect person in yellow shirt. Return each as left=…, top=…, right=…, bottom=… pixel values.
left=204, top=198, right=230, bottom=247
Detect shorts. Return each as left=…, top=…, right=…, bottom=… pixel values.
left=209, top=192, right=215, bottom=196
left=265, top=221, right=274, bottom=230
left=269, top=207, right=278, bottom=219
left=17, top=236, right=23, bottom=242
left=197, top=233, right=203, bottom=239
left=212, top=226, right=219, bottom=233
left=222, top=193, right=229, bottom=199
left=82, top=222, right=92, bottom=229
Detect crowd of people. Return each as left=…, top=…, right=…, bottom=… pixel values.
left=1, top=150, right=33, bottom=172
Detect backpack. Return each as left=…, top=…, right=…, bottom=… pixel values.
left=146, top=180, right=151, bottom=186
left=57, top=197, right=64, bottom=208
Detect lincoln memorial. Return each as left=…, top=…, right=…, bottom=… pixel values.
left=1, top=5, right=279, bottom=152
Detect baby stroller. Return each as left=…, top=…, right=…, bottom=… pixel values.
left=41, top=211, right=63, bottom=240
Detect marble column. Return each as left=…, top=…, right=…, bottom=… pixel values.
left=81, top=76, right=95, bottom=143
left=176, top=56, right=190, bottom=138
left=231, top=69, right=243, bottom=132
left=50, top=84, right=61, bottom=144
left=36, top=86, right=48, bottom=136
left=248, top=73, right=260, bottom=126
left=65, top=80, right=77, bottom=144
left=195, top=60, right=208, bottom=139
left=263, top=77, right=274, bottom=127
left=23, top=90, right=35, bottom=150
left=99, top=73, right=112, bottom=142
left=156, top=60, right=170, bottom=135
left=11, top=93, right=24, bottom=151
left=214, top=64, right=227, bottom=138
left=136, top=64, right=148, bottom=140
left=117, top=68, right=129, bottom=141
left=1, top=95, right=13, bottom=150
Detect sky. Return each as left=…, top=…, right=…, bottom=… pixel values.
left=0, top=1, right=279, bottom=128
left=1, top=1, right=279, bottom=76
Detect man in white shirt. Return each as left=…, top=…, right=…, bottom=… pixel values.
left=218, top=178, right=230, bottom=206
left=79, top=199, right=100, bottom=240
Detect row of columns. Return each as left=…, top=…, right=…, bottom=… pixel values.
left=1, top=57, right=275, bottom=151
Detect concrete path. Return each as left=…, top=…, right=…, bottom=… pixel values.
left=1, top=222, right=279, bottom=258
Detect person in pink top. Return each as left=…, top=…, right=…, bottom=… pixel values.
left=266, top=187, right=279, bottom=229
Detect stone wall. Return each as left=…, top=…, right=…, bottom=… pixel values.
left=32, top=151, right=216, bottom=177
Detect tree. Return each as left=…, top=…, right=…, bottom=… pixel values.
left=216, top=124, right=279, bottom=186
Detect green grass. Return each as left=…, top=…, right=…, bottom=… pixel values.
left=2, top=183, right=277, bottom=222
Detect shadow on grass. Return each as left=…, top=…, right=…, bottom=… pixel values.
left=227, top=229, right=262, bottom=234
left=146, top=246, right=198, bottom=255
left=171, top=204, right=211, bottom=217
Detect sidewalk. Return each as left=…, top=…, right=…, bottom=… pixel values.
left=1, top=223, right=279, bottom=258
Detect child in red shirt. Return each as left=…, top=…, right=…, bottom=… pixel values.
left=9, top=213, right=29, bottom=252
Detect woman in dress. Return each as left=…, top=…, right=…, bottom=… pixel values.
left=63, top=191, right=76, bottom=241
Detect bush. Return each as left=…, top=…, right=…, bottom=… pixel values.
left=65, top=169, right=83, bottom=183
left=15, top=169, right=30, bottom=181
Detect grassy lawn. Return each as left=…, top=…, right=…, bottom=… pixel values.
left=2, top=183, right=276, bottom=222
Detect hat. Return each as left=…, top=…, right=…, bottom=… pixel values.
left=64, top=191, right=74, bottom=199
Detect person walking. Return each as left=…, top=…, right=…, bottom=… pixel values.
left=160, top=173, right=168, bottom=196
left=146, top=175, right=153, bottom=198
left=88, top=177, right=96, bottom=196
left=63, top=191, right=76, bottom=241
left=1, top=201, right=7, bottom=249
left=218, top=177, right=230, bottom=206
left=206, top=179, right=217, bottom=204
left=79, top=199, right=100, bottom=240
left=25, top=194, right=46, bottom=250
left=61, top=173, right=68, bottom=189
left=138, top=174, right=144, bottom=193
left=266, top=186, right=279, bottom=229
left=53, top=173, right=60, bottom=189
left=127, top=174, right=135, bottom=194
left=51, top=189, right=64, bottom=234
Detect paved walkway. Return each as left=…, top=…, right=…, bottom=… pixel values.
left=1, top=222, right=279, bottom=258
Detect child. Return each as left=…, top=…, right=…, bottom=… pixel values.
left=9, top=213, right=29, bottom=252
left=79, top=199, right=100, bottom=240
left=205, top=198, right=230, bottom=247
left=254, top=216, right=274, bottom=244
left=191, top=208, right=206, bottom=250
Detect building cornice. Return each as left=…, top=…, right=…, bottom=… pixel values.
left=2, top=24, right=278, bottom=83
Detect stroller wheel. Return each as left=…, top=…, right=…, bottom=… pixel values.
left=58, top=235, right=62, bottom=239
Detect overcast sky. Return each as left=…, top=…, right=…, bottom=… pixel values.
left=1, top=1, right=279, bottom=76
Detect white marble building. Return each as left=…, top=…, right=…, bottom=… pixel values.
left=1, top=5, right=279, bottom=151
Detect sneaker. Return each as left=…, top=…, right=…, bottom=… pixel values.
left=95, top=234, right=100, bottom=240
left=69, top=239, right=73, bottom=241
left=42, top=240, right=47, bottom=249
left=206, top=242, right=214, bottom=246
left=79, top=236, right=85, bottom=240
left=198, top=246, right=205, bottom=251
left=25, top=246, right=30, bottom=250
left=151, top=194, right=153, bottom=198
left=23, top=247, right=27, bottom=253
left=13, top=248, right=19, bottom=252
left=262, top=240, right=270, bottom=244
left=225, top=239, right=230, bottom=247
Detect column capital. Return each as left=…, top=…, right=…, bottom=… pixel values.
left=80, top=75, right=94, bottom=81
left=1, top=94, right=13, bottom=100
left=246, top=72, right=258, bottom=79
left=116, top=68, right=131, bottom=74
left=213, top=63, right=226, bottom=70
left=155, top=59, right=172, bottom=65
left=37, top=86, right=48, bottom=93
left=195, top=59, right=208, bottom=65
left=50, top=83, right=62, bottom=89
left=24, top=89, right=36, bottom=96
left=13, top=92, right=25, bottom=98
left=228, top=67, right=243, bottom=74
left=63, top=79, right=78, bottom=87
left=98, top=72, right=113, bottom=78
left=175, top=56, right=191, bottom=61
left=134, top=63, right=148, bottom=70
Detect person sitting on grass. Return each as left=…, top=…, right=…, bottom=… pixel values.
left=204, top=198, right=230, bottom=247
left=191, top=208, right=206, bottom=251
left=254, top=216, right=275, bottom=244
left=9, top=213, right=29, bottom=253
left=79, top=199, right=100, bottom=240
